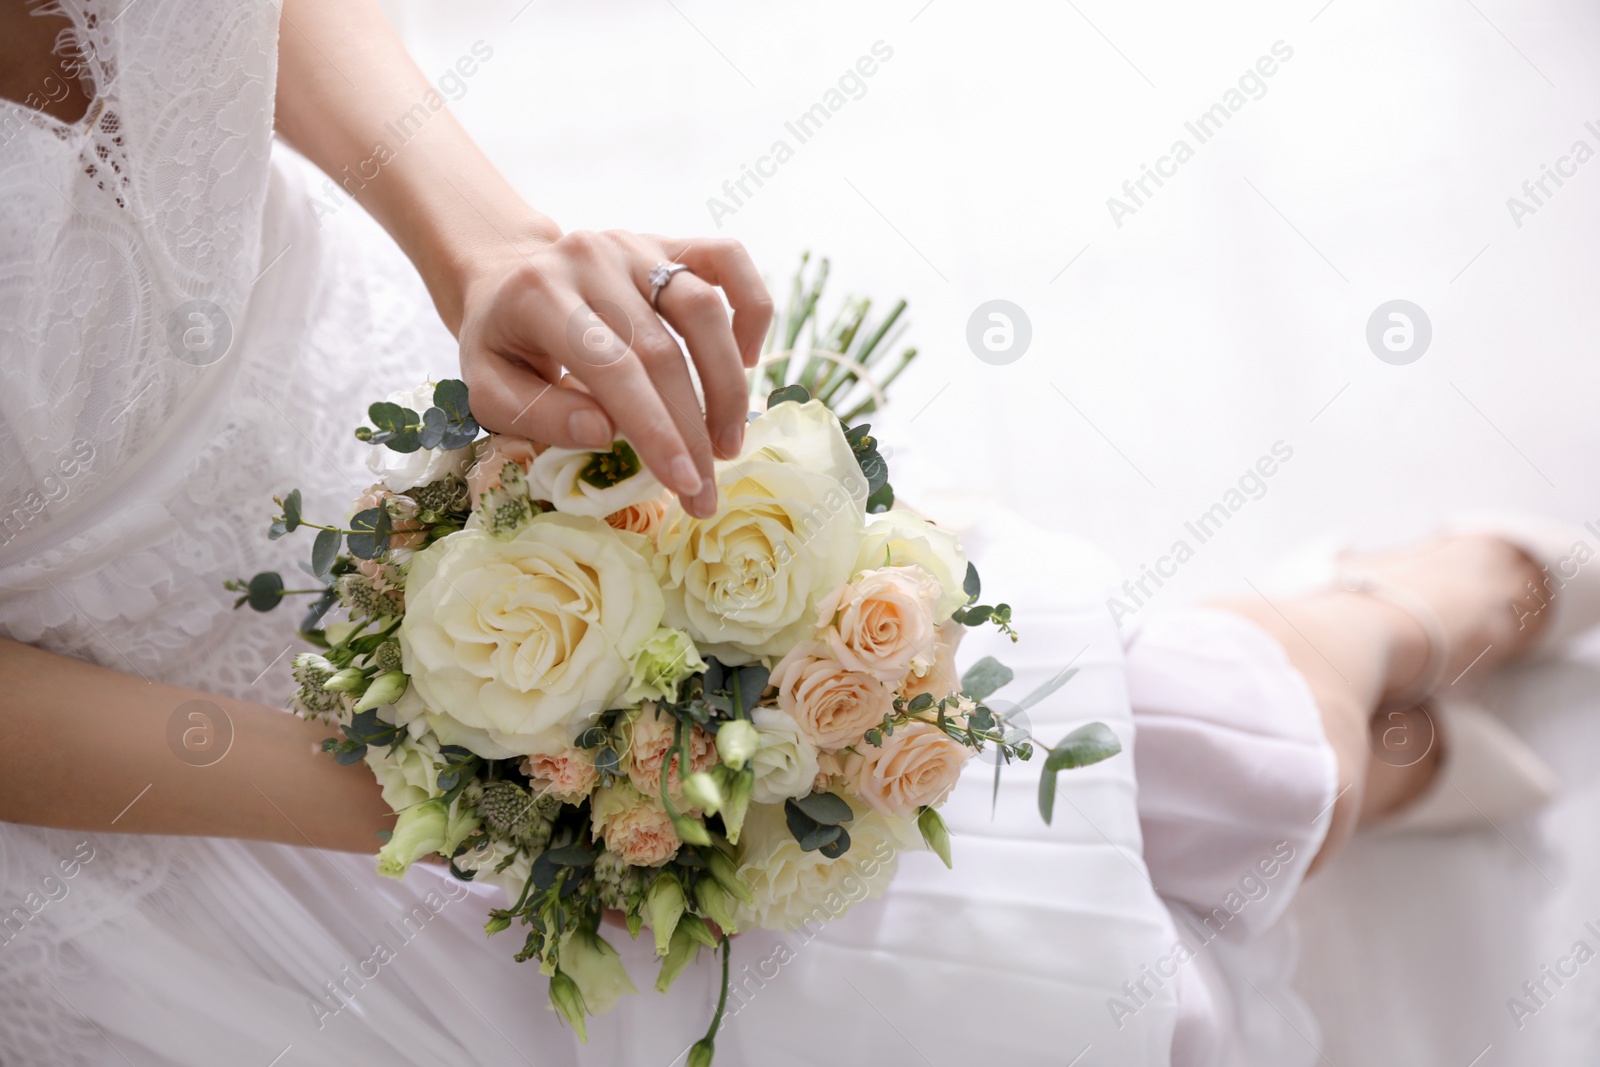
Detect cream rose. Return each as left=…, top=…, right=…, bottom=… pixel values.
left=466, top=434, right=541, bottom=503
left=747, top=706, right=821, bottom=805
left=653, top=400, right=866, bottom=664
left=623, top=704, right=716, bottom=800
left=591, top=782, right=682, bottom=867
left=900, top=619, right=965, bottom=704
left=398, top=513, right=665, bottom=758
left=816, top=566, right=941, bottom=683
left=730, top=796, right=921, bottom=932
left=365, top=382, right=475, bottom=493
left=529, top=439, right=664, bottom=518
left=855, top=509, right=970, bottom=622
left=857, top=720, right=970, bottom=818
left=769, top=640, right=895, bottom=752
left=521, top=748, right=600, bottom=805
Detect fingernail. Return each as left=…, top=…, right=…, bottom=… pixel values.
left=691, top=482, right=719, bottom=518
left=717, top=424, right=744, bottom=459
left=669, top=456, right=704, bottom=497
left=568, top=409, right=611, bottom=449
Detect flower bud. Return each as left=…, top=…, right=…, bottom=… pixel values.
left=918, top=805, right=952, bottom=869
left=704, top=847, right=753, bottom=905
left=484, top=914, right=512, bottom=936
left=687, top=1039, right=715, bottom=1067
left=548, top=969, right=588, bottom=1042
left=322, top=667, right=366, bottom=693
left=353, top=669, right=408, bottom=712
left=323, top=621, right=362, bottom=648
left=376, top=800, right=447, bottom=879
left=646, top=873, right=686, bottom=957
left=719, top=768, right=755, bottom=845
left=654, top=920, right=702, bottom=993
left=715, top=719, right=760, bottom=769
left=679, top=912, right=718, bottom=950
left=694, top=878, right=738, bottom=936
left=681, top=771, right=724, bottom=814
left=672, top=814, right=712, bottom=847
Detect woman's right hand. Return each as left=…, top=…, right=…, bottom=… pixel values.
left=456, top=230, right=774, bottom=519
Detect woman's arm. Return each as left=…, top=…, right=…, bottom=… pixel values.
left=0, top=639, right=391, bottom=852
left=274, top=0, right=773, bottom=519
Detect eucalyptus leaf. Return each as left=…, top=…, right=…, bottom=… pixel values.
left=816, top=826, right=852, bottom=859
left=1043, top=722, right=1122, bottom=772
left=963, top=562, right=980, bottom=601
left=767, top=384, right=810, bottom=408
left=865, top=482, right=894, bottom=514
left=418, top=406, right=446, bottom=450
left=789, top=791, right=853, bottom=826
left=347, top=507, right=392, bottom=560
left=543, top=843, right=597, bottom=867
left=1038, top=767, right=1060, bottom=825
left=246, top=571, right=284, bottom=612
left=311, top=527, right=340, bottom=581
left=1015, top=666, right=1080, bottom=713
left=282, top=489, right=302, bottom=534
left=960, top=656, right=1013, bottom=701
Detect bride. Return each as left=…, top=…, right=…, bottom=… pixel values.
left=3, top=2, right=1594, bottom=1065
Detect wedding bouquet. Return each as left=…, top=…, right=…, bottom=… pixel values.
left=234, top=261, right=1119, bottom=1063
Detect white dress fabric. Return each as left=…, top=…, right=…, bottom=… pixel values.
left=0, top=5, right=1333, bottom=1065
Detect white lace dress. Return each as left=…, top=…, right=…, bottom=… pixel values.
left=0, top=5, right=1332, bottom=1065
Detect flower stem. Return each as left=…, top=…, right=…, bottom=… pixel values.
left=699, top=937, right=732, bottom=1047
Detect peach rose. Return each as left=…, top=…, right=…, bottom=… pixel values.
left=591, top=782, right=681, bottom=867
left=857, top=720, right=969, bottom=818
left=900, top=619, right=965, bottom=704
left=521, top=748, right=600, bottom=805
left=606, top=494, right=669, bottom=539
left=816, top=566, right=940, bottom=683
left=351, top=484, right=427, bottom=550
left=812, top=747, right=865, bottom=794
left=623, top=704, right=716, bottom=800
left=466, top=434, right=541, bottom=503
left=769, top=641, right=895, bottom=752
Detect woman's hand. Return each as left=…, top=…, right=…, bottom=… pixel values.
left=457, top=231, right=773, bottom=519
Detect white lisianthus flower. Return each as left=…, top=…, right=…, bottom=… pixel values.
left=557, top=927, right=638, bottom=1016
left=363, top=732, right=446, bottom=810
left=399, top=513, right=665, bottom=758
left=375, top=796, right=480, bottom=879
left=747, top=706, right=821, bottom=804
left=528, top=439, right=664, bottom=518
left=854, top=510, right=970, bottom=622
left=365, top=382, right=474, bottom=493
left=623, top=627, right=706, bottom=704
left=654, top=400, right=866, bottom=664
left=730, top=795, right=921, bottom=932
left=453, top=836, right=531, bottom=902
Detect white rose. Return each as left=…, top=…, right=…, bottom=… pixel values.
left=528, top=439, right=665, bottom=518
left=730, top=795, right=921, bottom=932
left=654, top=400, right=867, bottom=663
left=365, top=382, right=474, bottom=493
left=363, top=732, right=446, bottom=810
left=747, top=706, right=821, bottom=805
left=399, top=513, right=665, bottom=757
left=855, top=510, right=970, bottom=622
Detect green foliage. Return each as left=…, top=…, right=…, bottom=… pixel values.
left=346, top=507, right=392, bottom=560
left=784, top=791, right=854, bottom=855
left=960, top=656, right=1013, bottom=701
left=1037, top=723, right=1123, bottom=825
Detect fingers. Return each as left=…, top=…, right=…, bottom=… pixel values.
left=462, top=349, right=614, bottom=450
left=668, top=238, right=774, bottom=369
left=576, top=278, right=719, bottom=515
left=652, top=270, right=748, bottom=461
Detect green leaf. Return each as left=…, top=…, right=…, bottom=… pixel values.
left=432, top=378, right=472, bottom=423
left=789, top=791, right=853, bottom=826
left=574, top=726, right=609, bottom=749
left=311, top=527, right=340, bottom=582
left=594, top=746, right=621, bottom=777
left=1038, top=767, right=1060, bottom=825
left=766, top=384, right=810, bottom=408
left=844, top=423, right=873, bottom=447
left=865, top=482, right=894, bottom=514
left=1044, top=722, right=1122, bottom=772
left=963, top=562, right=981, bottom=601
left=959, top=605, right=993, bottom=627
left=960, top=656, right=1013, bottom=701
left=543, top=843, right=598, bottom=867
left=368, top=402, right=422, bottom=453
left=1015, top=666, right=1079, bottom=713
left=282, top=489, right=302, bottom=534
left=246, top=571, right=284, bottom=612
left=906, top=692, right=934, bottom=713
left=856, top=448, right=888, bottom=493
left=783, top=799, right=844, bottom=851
left=418, top=406, right=446, bottom=450
left=299, top=586, right=339, bottom=633
left=816, top=825, right=852, bottom=859
left=346, top=507, right=392, bottom=560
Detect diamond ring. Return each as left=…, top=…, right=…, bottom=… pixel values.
left=649, top=262, right=693, bottom=311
